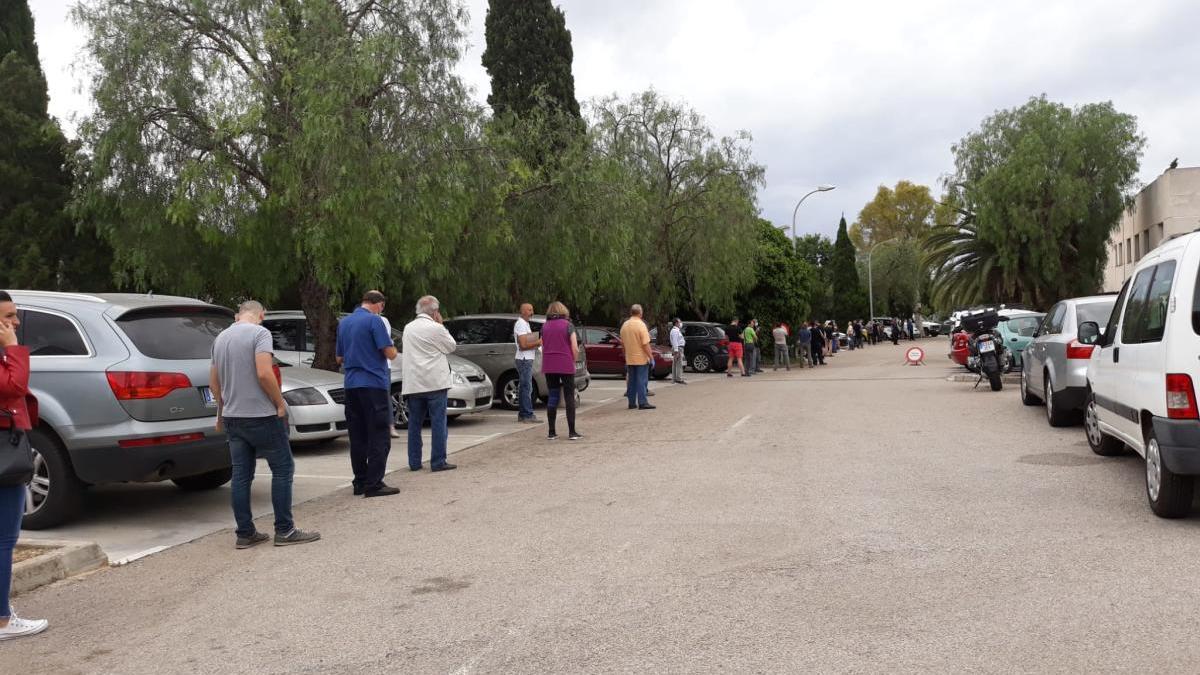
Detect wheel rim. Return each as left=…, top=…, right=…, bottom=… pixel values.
left=1044, top=379, right=1053, bottom=422
left=1147, top=438, right=1162, bottom=502
left=390, top=390, right=408, bottom=427
left=1020, top=369, right=1028, bottom=398
left=1085, top=399, right=1104, bottom=447
left=694, top=354, right=710, bottom=372
left=25, top=444, right=48, bottom=515
left=503, top=379, right=520, bottom=408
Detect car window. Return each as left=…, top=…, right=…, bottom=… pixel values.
left=1008, top=316, right=1041, bottom=338
left=1045, top=304, right=1067, bottom=334
left=1121, top=267, right=1156, bottom=345
left=116, top=308, right=233, bottom=359
left=583, top=328, right=607, bottom=344
left=445, top=319, right=492, bottom=345
left=1102, top=281, right=1130, bottom=347
left=1077, top=300, right=1115, bottom=333
left=263, top=319, right=303, bottom=352
left=1137, top=261, right=1176, bottom=343
left=683, top=324, right=707, bottom=338
left=21, top=310, right=89, bottom=357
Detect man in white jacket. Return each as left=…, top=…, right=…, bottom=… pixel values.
left=401, top=295, right=458, bottom=472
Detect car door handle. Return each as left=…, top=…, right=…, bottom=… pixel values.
left=1113, top=347, right=1120, bottom=364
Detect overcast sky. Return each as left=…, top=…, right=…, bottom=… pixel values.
left=30, top=0, right=1200, bottom=239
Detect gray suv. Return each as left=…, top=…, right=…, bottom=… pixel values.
left=443, top=314, right=590, bottom=409
left=10, top=291, right=236, bottom=529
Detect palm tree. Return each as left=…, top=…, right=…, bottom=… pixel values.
left=923, top=211, right=1010, bottom=310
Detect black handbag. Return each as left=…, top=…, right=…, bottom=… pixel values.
left=0, top=409, right=34, bottom=486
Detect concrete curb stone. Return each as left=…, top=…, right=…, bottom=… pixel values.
left=12, top=539, right=108, bottom=595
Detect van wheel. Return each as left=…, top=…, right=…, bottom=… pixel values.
left=21, top=428, right=86, bottom=530
left=1085, top=393, right=1125, bottom=456
left=1146, top=429, right=1193, bottom=518
left=172, top=467, right=233, bottom=491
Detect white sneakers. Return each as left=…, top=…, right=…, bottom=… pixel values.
left=0, top=610, right=49, bottom=641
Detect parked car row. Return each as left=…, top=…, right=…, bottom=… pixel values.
left=1011, top=230, right=1200, bottom=518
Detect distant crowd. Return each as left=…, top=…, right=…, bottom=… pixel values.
left=722, top=316, right=922, bottom=375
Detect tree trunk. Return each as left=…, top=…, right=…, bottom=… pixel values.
left=300, top=269, right=340, bottom=372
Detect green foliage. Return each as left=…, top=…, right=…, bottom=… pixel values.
left=74, top=0, right=475, bottom=369
left=0, top=0, right=113, bottom=291
left=927, top=95, right=1145, bottom=310
left=736, top=219, right=815, bottom=328
left=850, top=180, right=939, bottom=250
left=830, top=216, right=865, bottom=321
left=588, top=90, right=764, bottom=328
left=863, top=241, right=921, bottom=317
left=793, top=233, right=833, bottom=319
left=482, top=0, right=580, bottom=120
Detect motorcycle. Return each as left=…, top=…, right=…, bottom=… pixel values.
left=961, top=311, right=1008, bottom=391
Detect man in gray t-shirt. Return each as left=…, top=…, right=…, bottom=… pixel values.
left=210, top=300, right=319, bottom=549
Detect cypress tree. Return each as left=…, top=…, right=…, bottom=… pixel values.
left=482, top=0, right=581, bottom=120
left=830, top=215, right=865, bottom=322
left=0, top=0, right=112, bottom=290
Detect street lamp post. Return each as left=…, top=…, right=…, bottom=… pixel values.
left=867, top=237, right=901, bottom=320
left=791, top=184, right=837, bottom=251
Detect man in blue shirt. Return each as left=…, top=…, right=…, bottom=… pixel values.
left=336, top=290, right=399, bottom=498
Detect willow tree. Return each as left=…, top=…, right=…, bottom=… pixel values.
left=589, top=91, right=764, bottom=328
left=74, top=0, right=475, bottom=369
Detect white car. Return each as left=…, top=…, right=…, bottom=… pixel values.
left=279, top=364, right=349, bottom=443
left=1085, top=230, right=1200, bottom=518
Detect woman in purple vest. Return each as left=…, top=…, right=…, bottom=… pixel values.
left=539, top=301, right=582, bottom=441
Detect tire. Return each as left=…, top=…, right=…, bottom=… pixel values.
left=498, top=372, right=519, bottom=410
left=1146, top=428, right=1194, bottom=518
left=691, top=351, right=713, bottom=373
left=390, top=385, right=409, bottom=429
left=21, top=428, right=87, bottom=530
left=988, top=373, right=1003, bottom=391
left=1044, top=374, right=1072, bottom=427
left=172, top=467, right=233, bottom=491
left=1020, top=367, right=1041, bottom=406
left=1085, top=392, right=1125, bottom=457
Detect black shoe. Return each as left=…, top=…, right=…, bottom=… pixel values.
left=364, top=485, right=400, bottom=498
left=638, top=404, right=656, bottom=410
left=352, top=483, right=365, bottom=496
left=628, top=404, right=637, bottom=409
left=431, top=463, right=457, bottom=472
left=548, top=433, right=558, bottom=440
left=568, top=432, right=583, bottom=441
left=236, top=532, right=270, bottom=549
left=410, top=466, right=423, bottom=472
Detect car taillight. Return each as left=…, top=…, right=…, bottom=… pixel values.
left=118, top=433, right=205, bottom=448
left=106, top=371, right=193, bottom=400
left=1166, top=374, right=1199, bottom=420
left=272, top=364, right=282, bottom=387
left=1066, top=340, right=1095, bottom=360
left=718, top=338, right=729, bottom=347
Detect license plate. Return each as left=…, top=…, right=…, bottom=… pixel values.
left=200, top=387, right=217, bottom=408
left=979, top=341, right=995, bottom=353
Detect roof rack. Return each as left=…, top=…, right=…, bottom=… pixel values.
left=8, top=290, right=106, bottom=303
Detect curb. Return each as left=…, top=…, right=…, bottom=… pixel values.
left=947, top=373, right=1021, bottom=385
left=12, top=539, right=108, bottom=595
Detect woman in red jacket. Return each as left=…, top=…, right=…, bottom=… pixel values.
left=0, top=291, right=48, bottom=641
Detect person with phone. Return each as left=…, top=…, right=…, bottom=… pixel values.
left=402, top=295, right=458, bottom=472
left=0, top=290, right=49, bottom=640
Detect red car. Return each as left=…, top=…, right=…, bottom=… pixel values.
left=949, top=330, right=971, bottom=367
left=582, top=326, right=673, bottom=379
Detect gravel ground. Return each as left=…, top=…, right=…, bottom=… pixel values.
left=5, top=342, right=1200, bottom=673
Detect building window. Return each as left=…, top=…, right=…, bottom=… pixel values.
left=1127, top=238, right=1132, bottom=263
left=1156, top=222, right=1164, bottom=247
left=1135, top=235, right=1141, bottom=260
left=1116, top=244, right=1122, bottom=266
left=1143, top=230, right=1151, bottom=256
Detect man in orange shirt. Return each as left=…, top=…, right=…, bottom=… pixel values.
left=619, top=304, right=655, bottom=410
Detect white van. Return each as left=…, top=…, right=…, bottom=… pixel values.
left=1084, top=230, right=1200, bottom=517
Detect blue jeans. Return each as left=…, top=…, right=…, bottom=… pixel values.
left=516, top=359, right=535, bottom=420
left=625, top=364, right=649, bottom=407
left=0, top=484, right=24, bottom=618
left=407, top=390, right=449, bottom=470
left=224, top=416, right=294, bottom=538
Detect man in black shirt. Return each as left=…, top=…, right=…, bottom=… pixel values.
left=809, top=321, right=826, bottom=365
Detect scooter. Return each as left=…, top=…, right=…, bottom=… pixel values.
left=961, top=311, right=1008, bottom=391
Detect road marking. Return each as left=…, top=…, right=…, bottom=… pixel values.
left=731, top=414, right=752, bottom=430
left=261, top=473, right=349, bottom=480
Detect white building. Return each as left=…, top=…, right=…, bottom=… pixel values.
left=1102, top=166, right=1200, bottom=292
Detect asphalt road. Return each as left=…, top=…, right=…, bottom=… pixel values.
left=8, top=340, right=1200, bottom=673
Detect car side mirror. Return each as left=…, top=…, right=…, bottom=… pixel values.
left=1078, top=321, right=1101, bottom=346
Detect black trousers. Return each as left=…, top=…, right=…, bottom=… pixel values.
left=344, top=387, right=392, bottom=490
left=545, top=373, right=577, bottom=435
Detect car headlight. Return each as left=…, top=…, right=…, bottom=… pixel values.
left=451, top=371, right=467, bottom=385
left=283, top=387, right=326, bottom=406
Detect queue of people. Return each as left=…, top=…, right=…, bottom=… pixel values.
left=718, top=316, right=923, bottom=372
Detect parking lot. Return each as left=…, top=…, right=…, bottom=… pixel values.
left=21, top=372, right=722, bottom=563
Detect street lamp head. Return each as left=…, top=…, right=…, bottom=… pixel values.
left=817, top=184, right=837, bottom=192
